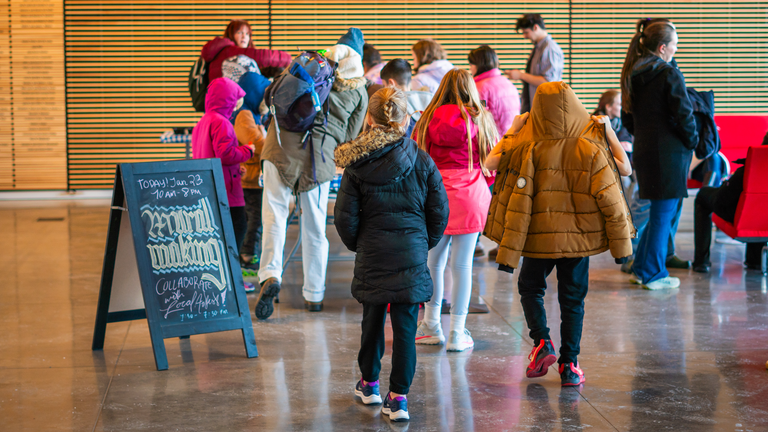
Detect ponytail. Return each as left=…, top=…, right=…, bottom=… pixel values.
left=620, top=18, right=676, bottom=112
left=368, top=87, right=408, bottom=136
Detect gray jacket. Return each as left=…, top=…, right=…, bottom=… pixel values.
left=261, top=75, right=368, bottom=193
left=521, top=35, right=564, bottom=113
left=406, top=90, right=433, bottom=120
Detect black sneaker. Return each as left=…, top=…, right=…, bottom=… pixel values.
left=240, top=254, right=259, bottom=270
left=254, top=278, right=280, bottom=320
left=354, top=378, right=382, bottom=405
left=666, top=255, right=691, bottom=269
left=381, top=392, right=409, bottom=422
left=526, top=339, right=557, bottom=378
left=692, top=262, right=710, bottom=273
left=559, top=362, right=585, bottom=387
left=304, top=300, right=323, bottom=312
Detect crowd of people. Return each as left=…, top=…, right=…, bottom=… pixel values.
left=189, top=14, right=766, bottom=422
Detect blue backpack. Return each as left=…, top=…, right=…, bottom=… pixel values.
left=264, top=51, right=337, bottom=142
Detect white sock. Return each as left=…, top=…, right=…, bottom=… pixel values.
left=423, top=305, right=441, bottom=328
left=450, top=313, right=467, bottom=334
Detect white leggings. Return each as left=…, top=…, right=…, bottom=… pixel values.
left=426, top=233, right=479, bottom=317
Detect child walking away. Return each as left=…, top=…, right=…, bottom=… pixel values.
left=334, top=88, right=449, bottom=422
left=191, top=78, right=256, bottom=292
left=234, top=110, right=266, bottom=281
left=484, top=82, right=634, bottom=386
left=413, top=68, right=499, bottom=352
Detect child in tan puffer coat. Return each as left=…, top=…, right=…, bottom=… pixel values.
left=484, top=81, right=633, bottom=387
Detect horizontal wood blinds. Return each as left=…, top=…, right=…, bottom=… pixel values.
left=570, top=1, right=768, bottom=113
left=270, top=0, right=570, bottom=83
left=1, top=0, right=68, bottom=190
left=0, top=1, right=10, bottom=189
left=51, top=1, right=768, bottom=190
left=64, top=1, right=269, bottom=189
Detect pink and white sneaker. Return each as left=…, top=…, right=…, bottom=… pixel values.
left=415, top=321, right=445, bottom=345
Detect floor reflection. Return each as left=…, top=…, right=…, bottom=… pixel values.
left=2, top=199, right=768, bottom=431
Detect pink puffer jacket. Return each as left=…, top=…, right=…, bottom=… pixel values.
left=191, top=77, right=253, bottom=207
left=423, top=104, right=492, bottom=235
left=474, top=68, right=520, bottom=138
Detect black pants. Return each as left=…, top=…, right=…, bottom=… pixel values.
left=358, top=302, right=419, bottom=395
left=518, top=257, right=589, bottom=365
left=241, top=188, right=263, bottom=257
left=230, top=206, right=247, bottom=255
left=694, top=187, right=766, bottom=267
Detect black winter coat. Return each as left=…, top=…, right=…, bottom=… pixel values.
left=622, top=55, right=699, bottom=200
left=333, top=128, right=449, bottom=305
left=687, top=88, right=720, bottom=160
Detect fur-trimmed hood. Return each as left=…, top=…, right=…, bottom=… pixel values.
left=333, top=75, right=366, bottom=92
left=335, top=127, right=416, bottom=185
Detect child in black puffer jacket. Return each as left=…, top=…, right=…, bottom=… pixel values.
left=334, top=87, right=449, bottom=422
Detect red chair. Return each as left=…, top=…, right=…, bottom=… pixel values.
left=712, top=146, right=768, bottom=275
left=714, top=115, right=768, bottom=173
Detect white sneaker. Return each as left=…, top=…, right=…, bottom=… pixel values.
left=629, top=274, right=643, bottom=285
left=643, top=276, right=680, bottom=290
left=415, top=320, right=445, bottom=345
left=446, top=329, right=474, bottom=352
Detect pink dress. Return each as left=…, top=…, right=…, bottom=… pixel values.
left=423, top=105, right=492, bottom=235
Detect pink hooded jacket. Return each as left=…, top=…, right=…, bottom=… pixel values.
left=423, top=105, right=492, bottom=235
left=474, top=68, right=520, bottom=137
left=191, top=77, right=253, bottom=207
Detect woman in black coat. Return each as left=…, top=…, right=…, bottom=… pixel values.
left=620, top=18, right=699, bottom=290
left=333, top=88, right=448, bottom=416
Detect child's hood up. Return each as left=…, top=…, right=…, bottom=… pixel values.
left=528, top=81, right=591, bottom=140
left=205, top=77, right=246, bottom=117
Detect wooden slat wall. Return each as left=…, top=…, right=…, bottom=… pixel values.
left=270, top=1, right=570, bottom=81
left=570, top=1, right=768, bottom=113
left=3, top=0, right=761, bottom=190
left=1, top=0, right=68, bottom=190
left=64, top=0, right=269, bottom=189
left=0, top=1, right=10, bottom=189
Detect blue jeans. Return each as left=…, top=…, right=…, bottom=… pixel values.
left=628, top=174, right=682, bottom=258
left=634, top=199, right=679, bottom=283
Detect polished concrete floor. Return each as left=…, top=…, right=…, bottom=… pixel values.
left=1, top=196, right=767, bottom=431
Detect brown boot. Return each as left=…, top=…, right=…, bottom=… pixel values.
left=488, top=247, right=499, bottom=259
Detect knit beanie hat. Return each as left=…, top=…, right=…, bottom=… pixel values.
left=336, top=27, right=365, bottom=57
left=325, top=44, right=364, bottom=79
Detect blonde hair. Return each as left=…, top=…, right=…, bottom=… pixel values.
left=412, top=39, right=447, bottom=70
left=414, top=68, right=499, bottom=175
left=368, top=87, right=408, bottom=136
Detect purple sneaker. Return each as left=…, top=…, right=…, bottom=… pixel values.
left=354, top=379, right=382, bottom=405
left=381, top=392, right=409, bottom=422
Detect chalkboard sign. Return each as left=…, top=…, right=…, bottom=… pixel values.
left=92, top=159, right=258, bottom=370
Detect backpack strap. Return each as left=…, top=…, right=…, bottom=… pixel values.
left=270, top=96, right=282, bottom=147
left=193, top=58, right=207, bottom=91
